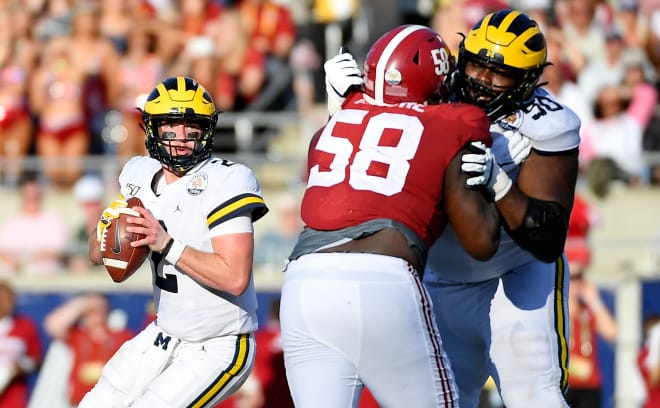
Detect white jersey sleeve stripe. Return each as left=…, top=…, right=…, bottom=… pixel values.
left=207, top=194, right=268, bottom=229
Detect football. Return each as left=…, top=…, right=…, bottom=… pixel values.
left=101, top=197, right=150, bottom=283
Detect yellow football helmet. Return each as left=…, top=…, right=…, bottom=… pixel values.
left=141, top=76, right=219, bottom=174
left=455, top=9, right=547, bottom=118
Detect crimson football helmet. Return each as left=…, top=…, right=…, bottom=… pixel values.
left=363, top=25, right=454, bottom=105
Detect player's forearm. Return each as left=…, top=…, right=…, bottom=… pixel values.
left=88, top=231, right=102, bottom=265
left=171, top=242, right=253, bottom=296
left=446, top=154, right=501, bottom=260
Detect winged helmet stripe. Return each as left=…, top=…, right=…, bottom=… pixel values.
left=374, top=25, right=426, bottom=104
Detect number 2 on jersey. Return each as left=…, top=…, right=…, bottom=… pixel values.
left=307, top=109, right=423, bottom=196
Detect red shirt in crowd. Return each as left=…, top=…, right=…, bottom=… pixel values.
left=66, top=326, right=133, bottom=404
left=568, top=305, right=603, bottom=389
left=0, top=315, right=41, bottom=408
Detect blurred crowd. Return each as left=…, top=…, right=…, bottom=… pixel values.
left=0, top=0, right=309, bottom=190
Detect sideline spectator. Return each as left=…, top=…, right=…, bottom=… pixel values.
left=578, top=28, right=654, bottom=106
left=254, top=192, right=302, bottom=273
left=67, top=4, right=121, bottom=155
left=29, top=37, right=89, bottom=189
left=207, top=8, right=266, bottom=112
left=638, top=313, right=660, bottom=408
left=238, top=0, right=297, bottom=111
left=542, top=25, right=593, bottom=132
left=0, top=171, right=68, bottom=276
left=0, top=8, right=34, bottom=188
left=566, top=192, right=617, bottom=407
left=178, top=0, right=224, bottom=39
left=67, top=174, right=106, bottom=274
left=115, top=24, right=163, bottom=160
left=238, top=0, right=297, bottom=61
left=98, top=0, right=139, bottom=55
left=566, top=241, right=618, bottom=407
left=580, top=53, right=658, bottom=196
left=0, top=281, right=41, bottom=408
left=289, top=38, right=321, bottom=115
left=557, top=0, right=611, bottom=69
left=43, top=293, right=134, bottom=407
left=646, top=7, right=660, bottom=73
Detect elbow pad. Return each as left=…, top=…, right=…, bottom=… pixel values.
left=507, top=198, right=570, bottom=263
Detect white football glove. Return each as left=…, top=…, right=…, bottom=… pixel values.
left=461, top=142, right=513, bottom=201
left=491, top=129, right=532, bottom=173
left=324, top=51, right=362, bottom=116
left=96, top=199, right=127, bottom=243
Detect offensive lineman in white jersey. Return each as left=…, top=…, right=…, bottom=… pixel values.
left=424, top=10, right=579, bottom=407
left=86, top=76, right=268, bottom=407
left=325, top=9, right=580, bottom=408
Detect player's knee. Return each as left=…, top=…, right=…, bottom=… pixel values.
left=510, top=327, right=554, bottom=371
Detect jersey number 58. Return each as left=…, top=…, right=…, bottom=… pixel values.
left=307, top=109, right=423, bottom=196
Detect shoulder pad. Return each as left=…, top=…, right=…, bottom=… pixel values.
left=118, top=156, right=160, bottom=191
left=434, top=102, right=491, bottom=145
left=201, top=158, right=263, bottom=197
left=494, top=88, right=581, bottom=152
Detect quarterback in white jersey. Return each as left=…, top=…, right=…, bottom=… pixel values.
left=423, top=10, right=580, bottom=408
left=86, top=77, right=268, bottom=407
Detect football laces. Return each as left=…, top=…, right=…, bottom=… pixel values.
left=100, top=228, right=108, bottom=253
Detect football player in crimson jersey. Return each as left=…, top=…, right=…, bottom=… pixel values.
left=324, top=10, right=581, bottom=408
left=86, top=77, right=268, bottom=407
left=280, top=25, right=504, bottom=408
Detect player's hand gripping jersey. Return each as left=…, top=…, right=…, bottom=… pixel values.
left=118, top=155, right=267, bottom=340
left=291, top=91, right=492, bottom=263
left=426, top=87, right=581, bottom=281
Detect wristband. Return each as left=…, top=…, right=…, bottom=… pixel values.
left=163, top=239, right=185, bottom=265
left=161, top=238, right=174, bottom=256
